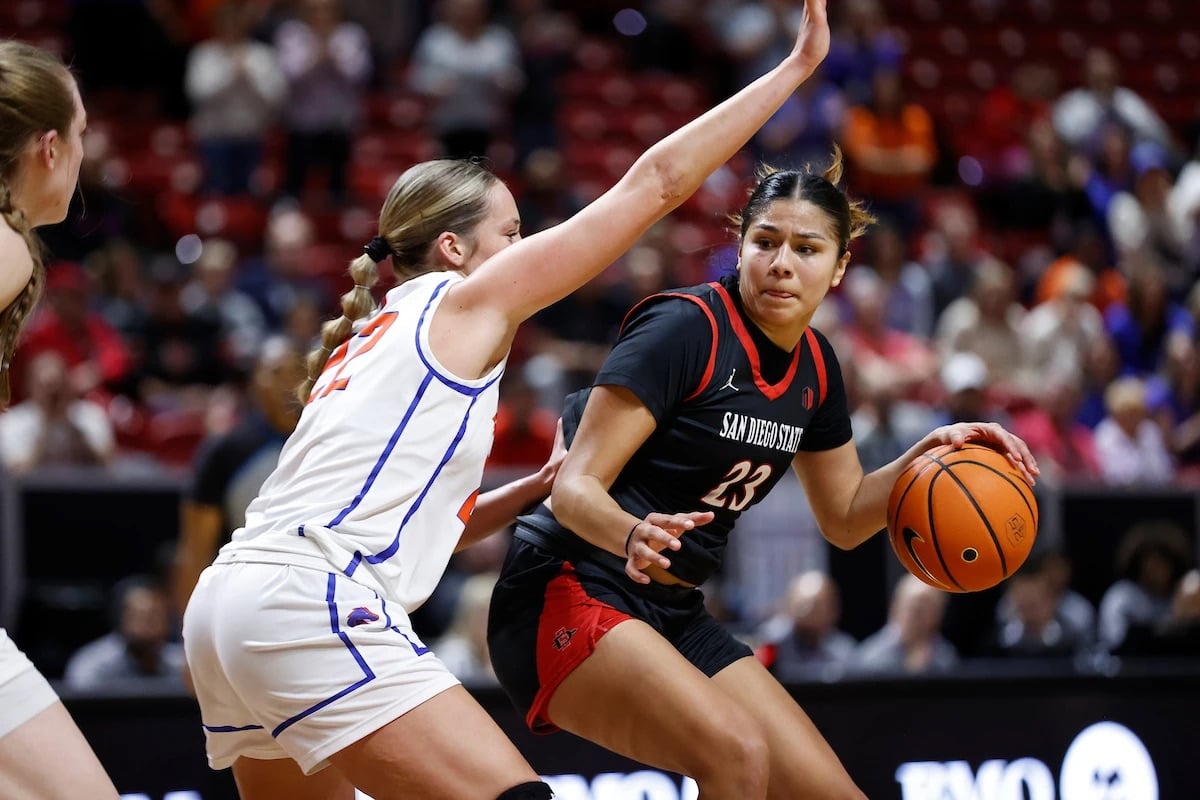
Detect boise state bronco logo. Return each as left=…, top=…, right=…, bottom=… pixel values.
left=552, top=626, right=577, bottom=651
left=347, top=607, right=380, bottom=627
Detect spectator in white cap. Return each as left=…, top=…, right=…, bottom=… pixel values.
left=934, top=351, right=1008, bottom=427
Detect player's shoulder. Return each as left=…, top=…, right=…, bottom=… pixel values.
left=384, top=269, right=459, bottom=306
left=622, top=281, right=722, bottom=331
left=805, top=324, right=834, bottom=349
left=801, top=324, right=846, bottom=387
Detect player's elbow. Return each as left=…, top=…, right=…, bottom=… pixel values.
left=819, top=516, right=874, bottom=551
left=627, top=153, right=687, bottom=212
left=548, top=473, right=587, bottom=529
left=822, top=529, right=859, bottom=551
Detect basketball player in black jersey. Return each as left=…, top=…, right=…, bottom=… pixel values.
left=487, top=149, right=1040, bottom=799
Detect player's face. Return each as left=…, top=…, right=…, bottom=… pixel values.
left=37, top=79, right=87, bottom=226
left=736, top=198, right=849, bottom=346
left=461, top=182, right=522, bottom=275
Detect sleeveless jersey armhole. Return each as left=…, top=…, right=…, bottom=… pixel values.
left=618, top=292, right=720, bottom=402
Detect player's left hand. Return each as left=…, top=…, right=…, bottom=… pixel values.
left=625, top=511, right=714, bottom=585
left=925, top=421, right=1039, bottom=486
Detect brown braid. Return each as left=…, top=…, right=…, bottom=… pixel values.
left=0, top=40, right=76, bottom=406
left=297, top=253, right=380, bottom=403
left=296, top=160, right=500, bottom=403
left=0, top=188, right=44, bottom=405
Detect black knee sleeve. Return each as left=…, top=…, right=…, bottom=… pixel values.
left=496, top=780, right=553, bottom=800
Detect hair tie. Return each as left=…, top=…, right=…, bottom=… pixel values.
left=363, top=236, right=393, bottom=263
left=624, top=522, right=640, bottom=557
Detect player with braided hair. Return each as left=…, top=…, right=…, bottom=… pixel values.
left=0, top=39, right=120, bottom=800
left=182, top=2, right=837, bottom=797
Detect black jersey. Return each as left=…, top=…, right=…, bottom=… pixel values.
left=523, top=273, right=853, bottom=586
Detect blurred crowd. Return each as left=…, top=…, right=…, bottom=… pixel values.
left=4, top=0, right=1200, bottom=684
left=753, top=520, right=1200, bottom=685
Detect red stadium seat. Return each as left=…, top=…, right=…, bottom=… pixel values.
left=558, top=103, right=611, bottom=141
left=194, top=197, right=270, bottom=249
left=144, top=407, right=209, bottom=468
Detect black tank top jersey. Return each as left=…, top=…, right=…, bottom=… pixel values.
left=522, top=273, right=853, bottom=586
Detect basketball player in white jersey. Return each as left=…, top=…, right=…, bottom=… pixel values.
left=183, top=3, right=834, bottom=798
left=0, top=41, right=121, bottom=800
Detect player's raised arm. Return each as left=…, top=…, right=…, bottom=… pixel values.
left=447, top=0, right=830, bottom=334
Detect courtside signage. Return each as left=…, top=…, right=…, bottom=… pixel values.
left=894, top=721, right=1158, bottom=800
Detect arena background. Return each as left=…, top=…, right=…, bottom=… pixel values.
left=2, top=0, right=1199, bottom=798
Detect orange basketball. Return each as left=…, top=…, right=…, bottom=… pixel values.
left=886, top=443, right=1038, bottom=593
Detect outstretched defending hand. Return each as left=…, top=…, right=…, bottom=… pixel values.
left=625, top=511, right=715, bottom=585
left=790, top=0, right=831, bottom=73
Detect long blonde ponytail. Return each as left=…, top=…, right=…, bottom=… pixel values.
left=298, top=252, right=379, bottom=403
left=297, top=159, right=500, bottom=403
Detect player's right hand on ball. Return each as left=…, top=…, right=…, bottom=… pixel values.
left=625, top=511, right=714, bottom=584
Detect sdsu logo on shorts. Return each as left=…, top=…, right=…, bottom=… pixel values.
left=552, top=627, right=577, bottom=651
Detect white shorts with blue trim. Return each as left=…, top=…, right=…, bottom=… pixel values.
left=0, top=628, right=59, bottom=740
left=182, top=561, right=460, bottom=774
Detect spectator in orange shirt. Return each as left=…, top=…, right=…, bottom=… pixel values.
left=1035, top=223, right=1126, bottom=313
left=840, top=66, right=936, bottom=235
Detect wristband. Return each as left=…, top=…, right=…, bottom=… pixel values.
left=624, top=522, right=640, bottom=556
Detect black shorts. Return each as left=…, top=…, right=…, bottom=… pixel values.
left=487, top=527, right=753, bottom=734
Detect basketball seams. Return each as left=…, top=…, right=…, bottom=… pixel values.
left=889, top=444, right=1038, bottom=593
left=925, top=469, right=966, bottom=591
left=889, top=457, right=955, bottom=591
left=925, top=444, right=1038, bottom=529
left=887, top=456, right=940, bottom=533
left=927, top=455, right=1039, bottom=531
left=935, top=462, right=1010, bottom=578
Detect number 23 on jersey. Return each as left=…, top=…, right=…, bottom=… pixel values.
left=701, top=459, right=773, bottom=512
left=308, top=312, right=399, bottom=402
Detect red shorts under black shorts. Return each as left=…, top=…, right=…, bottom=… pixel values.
left=486, top=527, right=753, bottom=734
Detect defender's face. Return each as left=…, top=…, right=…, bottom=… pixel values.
left=47, top=80, right=87, bottom=224
left=460, top=182, right=522, bottom=275
left=736, top=198, right=848, bottom=346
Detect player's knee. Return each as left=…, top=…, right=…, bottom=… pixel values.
left=724, top=726, right=770, bottom=787
left=696, top=716, right=769, bottom=791
left=496, top=780, right=554, bottom=800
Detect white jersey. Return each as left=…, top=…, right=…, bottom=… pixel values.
left=218, top=271, right=503, bottom=611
